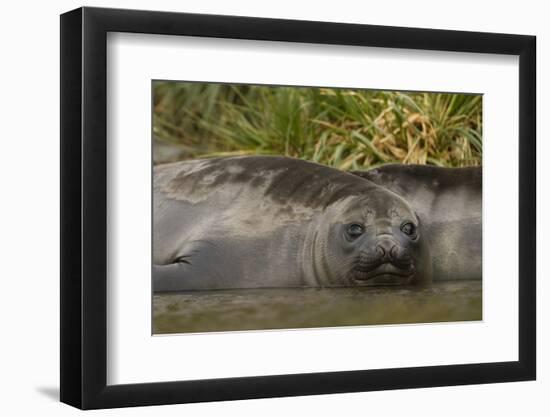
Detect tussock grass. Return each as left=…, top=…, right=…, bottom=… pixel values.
left=153, top=82, right=482, bottom=169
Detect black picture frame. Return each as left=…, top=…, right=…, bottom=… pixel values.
left=60, top=6, right=536, bottom=410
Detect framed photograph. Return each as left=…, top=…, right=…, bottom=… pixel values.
left=60, top=6, right=536, bottom=409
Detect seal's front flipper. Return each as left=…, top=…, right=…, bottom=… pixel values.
left=153, top=263, right=194, bottom=292
left=153, top=262, right=222, bottom=292
left=153, top=239, right=235, bottom=292
left=152, top=257, right=227, bottom=292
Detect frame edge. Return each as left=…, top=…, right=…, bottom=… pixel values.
left=60, top=7, right=84, bottom=409
left=518, top=35, right=536, bottom=380
left=61, top=6, right=538, bottom=409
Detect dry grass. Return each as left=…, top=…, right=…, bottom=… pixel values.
left=153, top=82, right=482, bottom=169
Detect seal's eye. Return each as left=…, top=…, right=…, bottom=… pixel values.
left=346, top=223, right=365, bottom=239
left=400, top=222, right=417, bottom=237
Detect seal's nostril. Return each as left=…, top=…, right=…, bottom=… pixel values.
left=389, top=245, right=398, bottom=260
left=376, top=239, right=397, bottom=261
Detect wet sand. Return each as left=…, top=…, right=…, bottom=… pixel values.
left=153, top=280, right=481, bottom=334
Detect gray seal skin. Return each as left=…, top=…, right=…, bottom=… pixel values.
left=352, top=164, right=482, bottom=281
left=153, top=156, right=432, bottom=292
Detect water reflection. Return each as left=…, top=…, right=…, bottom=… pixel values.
left=153, top=281, right=481, bottom=334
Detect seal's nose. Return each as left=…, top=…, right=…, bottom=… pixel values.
left=376, top=239, right=397, bottom=261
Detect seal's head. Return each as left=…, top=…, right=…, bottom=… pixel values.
left=313, top=187, right=432, bottom=287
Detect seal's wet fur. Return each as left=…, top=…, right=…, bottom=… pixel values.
left=153, top=156, right=431, bottom=291
left=158, top=156, right=381, bottom=210
left=353, top=164, right=482, bottom=281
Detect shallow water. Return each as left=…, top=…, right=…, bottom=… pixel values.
left=153, top=280, right=482, bottom=334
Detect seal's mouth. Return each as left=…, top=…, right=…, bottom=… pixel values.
left=352, top=263, right=414, bottom=286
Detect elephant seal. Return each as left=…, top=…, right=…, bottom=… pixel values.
left=153, top=156, right=432, bottom=292
left=352, top=164, right=482, bottom=281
